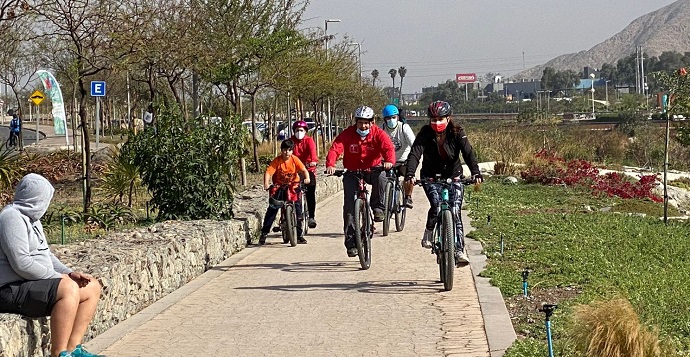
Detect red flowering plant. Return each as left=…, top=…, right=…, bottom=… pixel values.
left=521, top=149, right=661, bottom=201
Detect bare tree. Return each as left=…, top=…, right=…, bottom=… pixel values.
left=371, top=69, right=379, bottom=87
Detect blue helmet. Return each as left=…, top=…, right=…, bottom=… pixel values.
left=382, top=105, right=399, bottom=118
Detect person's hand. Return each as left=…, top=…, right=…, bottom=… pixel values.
left=303, top=177, right=311, bottom=185
left=68, top=271, right=94, bottom=288
left=264, top=184, right=271, bottom=191
left=309, top=162, right=318, bottom=167
left=406, top=176, right=416, bottom=185
left=383, top=162, right=393, bottom=170
left=326, top=166, right=336, bottom=175
left=473, top=174, right=483, bottom=184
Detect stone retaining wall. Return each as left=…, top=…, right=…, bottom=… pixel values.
left=0, top=175, right=343, bottom=357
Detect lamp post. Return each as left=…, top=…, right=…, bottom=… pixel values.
left=325, top=19, right=341, bottom=143
left=589, top=73, right=595, bottom=115
left=348, top=42, right=363, bottom=102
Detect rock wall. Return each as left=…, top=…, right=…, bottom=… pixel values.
left=0, top=175, right=342, bottom=357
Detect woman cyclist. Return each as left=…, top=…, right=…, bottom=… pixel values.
left=405, top=101, right=483, bottom=266
left=290, top=120, right=319, bottom=228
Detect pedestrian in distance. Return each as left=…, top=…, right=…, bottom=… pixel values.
left=0, top=173, right=104, bottom=357
left=260, top=139, right=311, bottom=245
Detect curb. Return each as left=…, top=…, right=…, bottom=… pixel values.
left=465, top=210, right=517, bottom=357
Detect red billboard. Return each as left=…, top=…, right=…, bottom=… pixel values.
left=456, top=73, right=477, bottom=83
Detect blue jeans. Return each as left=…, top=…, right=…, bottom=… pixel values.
left=422, top=182, right=465, bottom=251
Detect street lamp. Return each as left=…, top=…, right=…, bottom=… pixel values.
left=589, top=73, right=595, bottom=115
left=324, top=19, right=341, bottom=142
left=348, top=42, right=363, bottom=101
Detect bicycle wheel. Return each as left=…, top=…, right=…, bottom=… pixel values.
left=284, top=205, right=297, bottom=247
left=440, top=210, right=455, bottom=291
left=394, top=183, right=406, bottom=232
left=302, top=198, right=309, bottom=235
left=354, top=199, right=371, bottom=270
left=382, top=181, right=393, bottom=236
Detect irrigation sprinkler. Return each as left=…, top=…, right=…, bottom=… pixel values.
left=522, top=268, right=530, bottom=297
left=539, top=303, right=558, bottom=357
left=61, top=214, right=65, bottom=245
left=500, top=232, right=504, bottom=255
left=487, top=214, right=492, bottom=226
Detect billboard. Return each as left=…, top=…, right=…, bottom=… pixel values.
left=456, top=73, right=477, bottom=83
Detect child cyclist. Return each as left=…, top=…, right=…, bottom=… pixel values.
left=260, top=139, right=311, bottom=245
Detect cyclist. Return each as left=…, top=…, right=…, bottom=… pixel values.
left=405, top=101, right=483, bottom=266
left=290, top=120, right=319, bottom=229
left=326, top=106, right=396, bottom=257
left=380, top=104, right=416, bottom=208
left=9, top=111, right=21, bottom=148
left=259, top=140, right=310, bottom=245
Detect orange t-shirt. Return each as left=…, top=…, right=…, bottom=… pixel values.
left=266, top=155, right=306, bottom=185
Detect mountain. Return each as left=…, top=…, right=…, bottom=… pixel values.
left=515, top=0, right=690, bottom=80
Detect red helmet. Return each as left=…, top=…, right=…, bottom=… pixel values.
left=293, top=120, right=308, bottom=131
left=427, top=101, right=452, bottom=118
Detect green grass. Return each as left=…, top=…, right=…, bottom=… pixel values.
left=467, top=181, right=690, bottom=355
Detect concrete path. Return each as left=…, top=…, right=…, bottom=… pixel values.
left=87, top=186, right=514, bottom=356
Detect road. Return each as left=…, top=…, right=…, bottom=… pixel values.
left=88, top=187, right=491, bottom=356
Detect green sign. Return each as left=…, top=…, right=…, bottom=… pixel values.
left=390, top=98, right=400, bottom=106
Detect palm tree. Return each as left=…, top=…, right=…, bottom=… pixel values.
left=398, top=66, right=407, bottom=105
left=388, top=68, right=397, bottom=101
left=371, top=69, right=379, bottom=87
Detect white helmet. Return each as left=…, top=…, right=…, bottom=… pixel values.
left=353, top=106, right=375, bottom=120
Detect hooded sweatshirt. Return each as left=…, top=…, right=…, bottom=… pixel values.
left=0, top=174, right=72, bottom=287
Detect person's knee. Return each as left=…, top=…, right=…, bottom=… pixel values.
left=85, top=279, right=102, bottom=299
left=57, top=276, right=80, bottom=301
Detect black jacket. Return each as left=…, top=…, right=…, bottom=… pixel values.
left=405, top=122, right=481, bottom=179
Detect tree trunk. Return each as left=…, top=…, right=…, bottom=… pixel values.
left=251, top=94, right=259, bottom=172
left=78, top=78, right=92, bottom=215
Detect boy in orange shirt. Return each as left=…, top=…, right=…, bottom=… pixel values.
left=260, top=140, right=310, bottom=245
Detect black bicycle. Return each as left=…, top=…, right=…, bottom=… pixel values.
left=5, top=131, right=18, bottom=151
left=301, top=186, right=310, bottom=236
left=329, top=168, right=381, bottom=270
left=269, top=184, right=299, bottom=247
left=383, top=165, right=406, bottom=236
left=415, top=175, right=477, bottom=291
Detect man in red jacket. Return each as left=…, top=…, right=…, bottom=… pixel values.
left=326, top=106, right=396, bottom=257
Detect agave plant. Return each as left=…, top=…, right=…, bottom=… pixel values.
left=0, top=148, right=23, bottom=191
left=98, top=146, right=145, bottom=207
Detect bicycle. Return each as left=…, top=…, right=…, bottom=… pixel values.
left=415, top=175, right=476, bottom=291
left=329, top=168, right=382, bottom=270
left=382, top=165, right=406, bottom=236
left=5, top=131, right=18, bottom=151
left=268, top=184, right=300, bottom=247
left=301, top=184, right=310, bottom=236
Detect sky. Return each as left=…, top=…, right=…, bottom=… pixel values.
left=301, top=0, right=678, bottom=94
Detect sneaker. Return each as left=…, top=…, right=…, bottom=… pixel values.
left=373, top=208, right=385, bottom=222
left=72, top=344, right=105, bottom=357
left=347, top=247, right=358, bottom=257
left=272, top=226, right=281, bottom=232
left=455, top=251, right=470, bottom=267
left=58, top=352, right=73, bottom=357
left=308, top=218, right=317, bottom=229
left=297, top=237, right=308, bottom=244
left=421, top=229, right=433, bottom=249
left=258, top=234, right=267, bottom=245
left=404, top=196, right=413, bottom=209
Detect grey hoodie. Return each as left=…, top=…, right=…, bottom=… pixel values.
left=0, top=173, right=72, bottom=287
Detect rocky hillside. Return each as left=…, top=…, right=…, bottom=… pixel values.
left=515, top=0, right=690, bottom=79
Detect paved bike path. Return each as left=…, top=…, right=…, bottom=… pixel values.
left=88, top=187, right=507, bottom=356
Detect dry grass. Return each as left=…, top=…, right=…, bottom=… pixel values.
left=570, top=297, right=674, bottom=357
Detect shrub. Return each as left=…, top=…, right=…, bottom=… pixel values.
left=570, top=298, right=672, bottom=357
left=124, top=104, right=247, bottom=220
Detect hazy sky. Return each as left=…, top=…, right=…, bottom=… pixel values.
left=302, top=0, right=678, bottom=93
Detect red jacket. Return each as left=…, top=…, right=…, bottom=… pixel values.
left=291, top=136, right=318, bottom=173
left=326, top=125, right=396, bottom=170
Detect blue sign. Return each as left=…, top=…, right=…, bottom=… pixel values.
left=90, top=81, right=106, bottom=97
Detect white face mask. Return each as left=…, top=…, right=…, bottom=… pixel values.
left=385, top=118, right=398, bottom=129
left=295, top=131, right=306, bottom=140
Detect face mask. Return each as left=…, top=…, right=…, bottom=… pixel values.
left=431, top=122, right=447, bottom=133
left=385, top=118, right=398, bottom=129
left=295, top=131, right=306, bottom=140
left=356, top=128, right=370, bottom=137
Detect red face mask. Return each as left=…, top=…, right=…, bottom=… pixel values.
left=430, top=122, right=447, bottom=133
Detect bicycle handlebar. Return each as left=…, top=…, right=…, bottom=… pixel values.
left=413, top=176, right=477, bottom=187
left=324, top=167, right=385, bottom=177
